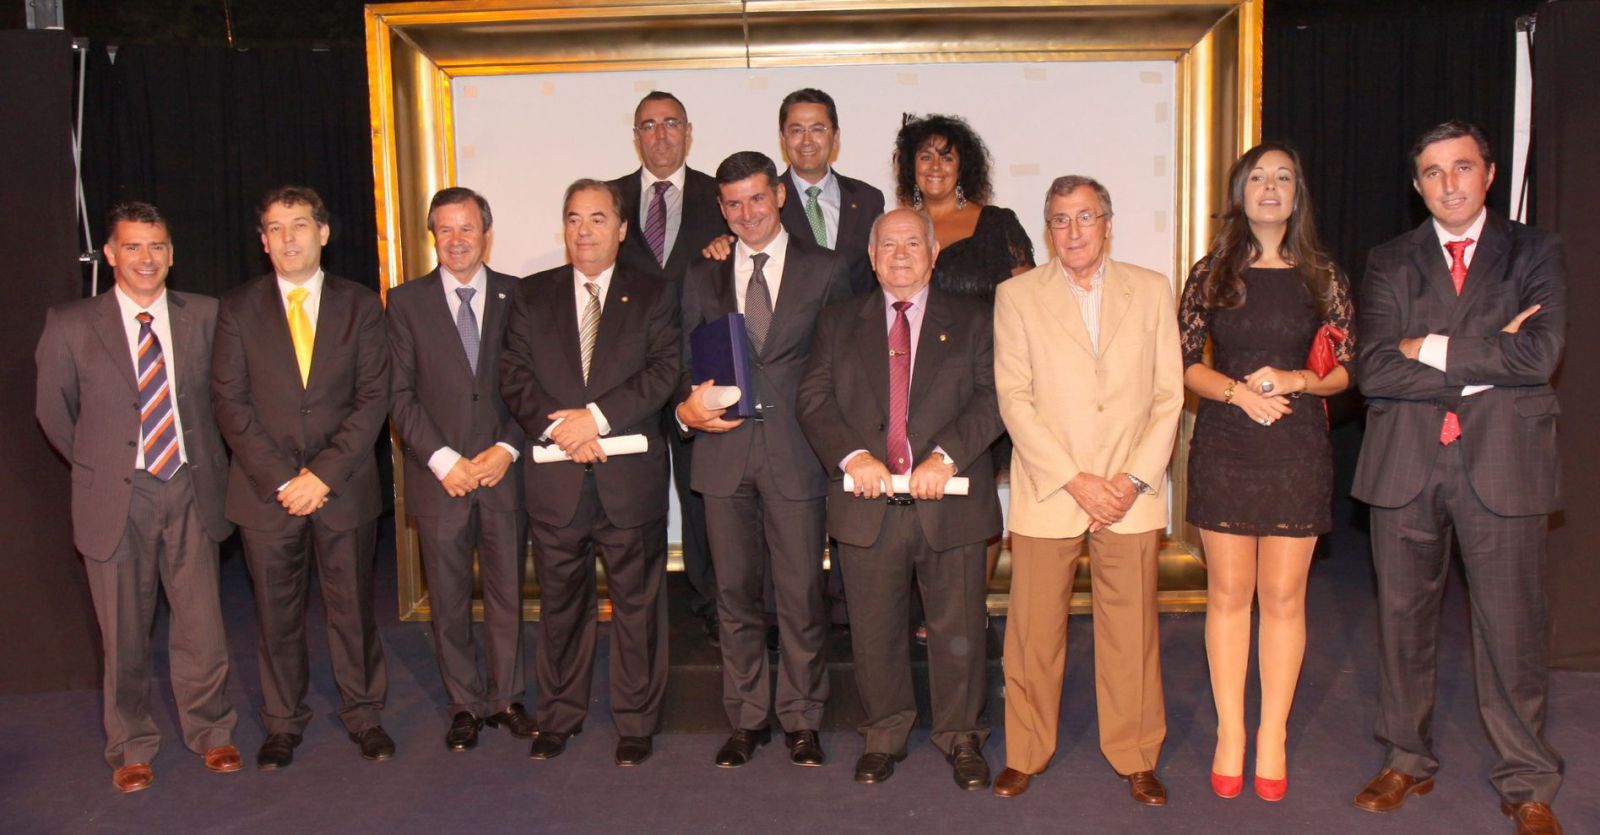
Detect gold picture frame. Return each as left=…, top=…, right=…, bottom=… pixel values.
left=366, top=0, right=1262, bottom=621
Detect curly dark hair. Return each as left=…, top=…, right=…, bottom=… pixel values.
left=892, top=114, right=993, bottom=207
left=1195, top=141, right=1339, bottom=318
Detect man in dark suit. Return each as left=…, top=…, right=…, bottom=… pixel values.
left=797, top=208, right=1001, bottom=790
left=675, top=151, right=852, bottom=768
left=608, top=91, right=728, bottom=642
left=1352, top=121, right=1567, bottom=835
left=212, top=185, right=394, bottom=769
left=387, top=187, right=533, bottom=752
left=35, top=202, right=241, bottom=793
left=777, top=87, right=886, bottom=297
left=500, top=179, right=680, bottom=767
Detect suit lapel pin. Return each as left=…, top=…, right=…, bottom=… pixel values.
left=620, top=295, right=630, bottom=303
left=497, top=292, right=506, bottom=299
left=938, top=333, right=948, bottom=342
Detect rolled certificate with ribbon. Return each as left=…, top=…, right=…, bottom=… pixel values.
left=532, top=434, right=649, bottom=464
left=842, top=473, right=969, bottom=496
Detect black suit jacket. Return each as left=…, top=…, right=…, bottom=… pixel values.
left=779, top=168, right=885, bottom=297
left=610, top=167, right=728, bottom=283
left=1353, top=212, right=1566, bottom=516
left=500, top=263, right=680, bottom=528
left=679, top=235, right=853, bottom=501
left=797, top=288, right=1002, bottom=551
left=212, top=273, right=391, bottom=531
left=35, top=290, right=234, bottom=561
left=388, top=267, right=525, bottom=517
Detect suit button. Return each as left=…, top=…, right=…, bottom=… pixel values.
left=123, top=477, right=132, bottom=484
left=300, top=408, right=311, bottom=415
left=472, top=394, right=480, bottom=402
left=877, top=422, right=885, bottom=431
left=127, top=440, right=136, bottom=447
left=1097, top=405, right=1105, bottom=412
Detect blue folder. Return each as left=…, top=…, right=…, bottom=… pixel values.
left=689, top=313, right=756, bottom=418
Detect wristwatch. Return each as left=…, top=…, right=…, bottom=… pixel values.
left=1125, top=473, right=1155, bottom=495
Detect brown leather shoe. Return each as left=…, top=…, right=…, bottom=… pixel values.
left=1121, top=770, right=1168, bottom=806
left=1353, top=768, right=1435, bottom=812
left=993, top=767, right=1037, bottom=798
left=1502, top=801, right=1563, bottom=835
left=112, top=762, right=154, bottom=793
left=203, top=745, right=243, bottom=773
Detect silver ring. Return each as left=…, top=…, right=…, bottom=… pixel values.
left=1260, top=380, right=1274, bottom=393
left=1259, top=418, right=1271, bottom=426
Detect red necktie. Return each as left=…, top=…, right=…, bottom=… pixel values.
left=1439, top=238, right=1474, bottom=445
left=887, top=301, right=912, bottom=474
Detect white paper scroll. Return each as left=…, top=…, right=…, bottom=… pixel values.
left=531, top=434, right=649, bottom=464
left=841, top=473, right=970, bottom=496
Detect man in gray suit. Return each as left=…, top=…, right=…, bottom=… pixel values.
left=1352, top=121, right=1567, bottom=835
left=35, top=202, right=241, bottom=793
left=388, top=187, right=532, bottom=752
left=797, top=208, right=1001, bottom=790
left=676, top=151, right=852, bottom=768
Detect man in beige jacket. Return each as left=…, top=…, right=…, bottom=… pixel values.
left=991, top=176, right=1183, bottom=804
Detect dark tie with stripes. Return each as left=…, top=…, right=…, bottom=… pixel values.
left=134, top=312, right=181, bottom=480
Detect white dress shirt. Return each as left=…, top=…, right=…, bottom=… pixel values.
left=734, top=227, right=790, bottom=314
left=426, top=265, right=520, bottom=481
left=276, top=269, right=324, bottom=334
left=839, top=285, right=952, bottom=473
left=1062, top=259, right=1108, bottom=354
left=534, top=264, right=616, bottom=443
left=115, top=285, right=188, bottom=469
left=788, top=167, right=841, bottom=249
left=639, top=166, right=687, bottom=264
left=1416, top=208, right=1491, bottom=396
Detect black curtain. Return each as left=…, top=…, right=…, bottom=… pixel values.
left=1264, top=1, right=1531, bottom=283
left=1, top=31, right=103, bottom=694
left=79, top=44, right=378, bottom=296
left=1533, top=0, right=1600, bottom=672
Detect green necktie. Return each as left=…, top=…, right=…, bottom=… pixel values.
left=803, top=185, right=828, bottom=247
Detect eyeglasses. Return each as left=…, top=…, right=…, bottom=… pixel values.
left=635, top=118, right=686, bottom=134
left=1046, top=211, right=1108, bottom=230
left=784, top=125, right=834, bottom=139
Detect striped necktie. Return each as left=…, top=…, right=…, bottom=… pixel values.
left=579, top=281, right=601, bottom=383
left=645, top=181, right=671, bottom=267
left=135, top=312, right=181, bottom=480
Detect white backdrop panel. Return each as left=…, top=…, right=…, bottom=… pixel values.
left=452, top=62, right=1176, bottom=543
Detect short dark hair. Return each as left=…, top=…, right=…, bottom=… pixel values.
left=427, top=187, right=493, bottom=232
left=634, top=91, right=688, bottom=124
left=715, top=151, right=779, bottom=188
left=104, top=201, right=166, bottom=243
left=893, top=113, right=994, bottom=206
left=562, top=178, right=626, bottom=218
left=1409, top=120, right=1495, bottom=177
left=778, top=88, right=839, bottom=131
left=257, top=185, right=329, bottom=230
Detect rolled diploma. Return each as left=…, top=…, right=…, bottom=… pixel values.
left=702, top=385, right=741, bottom=409
left=842, top=473, right=969, bottom=496
left=532, top=434, right=649, bottom=464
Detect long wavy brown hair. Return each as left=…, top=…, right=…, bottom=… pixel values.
left=1198, top=142, right=1337, bottom=316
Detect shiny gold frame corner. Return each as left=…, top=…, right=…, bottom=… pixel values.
left=367, top=0, right=1262, bottom=622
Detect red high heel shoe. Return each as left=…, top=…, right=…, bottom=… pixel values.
left=1254, top=773, right=1288, bottom=802
left=1212, top=771, right=1244, bottom=799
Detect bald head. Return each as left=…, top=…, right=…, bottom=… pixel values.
left=869, top=208, right=940, bottom=301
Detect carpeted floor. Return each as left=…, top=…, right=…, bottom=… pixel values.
left=3, top=475, right=1596, bottom=834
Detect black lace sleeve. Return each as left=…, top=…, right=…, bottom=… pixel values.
left=991, top=206, right=1036, bottom=273
left=1178, top=258, right=1212, bottom=369
left=1326, top=267, right=1356, bottom=364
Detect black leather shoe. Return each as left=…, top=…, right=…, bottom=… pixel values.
left=854, top=751, right=907, bottom=784
left=349, top=726, right=396, bottom=761
left=256, top=733, right=301, bottom=770
left=615, top=736, right=654, bottom=767
left=715, top=727, right=772, bottom=768
left=786, top=730, right=825, bottom=767
left=484, top=703, right=538, bottom=738
left=446, top=712, right=482, bottom=751
left=702, top=612, right=721, bottom=648
left=948, top=735, right=991, bottom=790
left=529, top=730, right=577, bottom=760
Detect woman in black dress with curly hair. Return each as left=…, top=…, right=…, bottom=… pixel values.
left=1178, top=142, right=1353, bottom=802
left=893, top=115, right=1033, bottom=588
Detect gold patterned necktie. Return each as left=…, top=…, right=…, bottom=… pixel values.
left=286, top=287, right=313, bottom=387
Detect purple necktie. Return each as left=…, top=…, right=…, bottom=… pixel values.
left=135, top=312, right=181, bottom=480
left=887, top=301, right=912, bottom=475
left=645, top=181, right=671, bottom=267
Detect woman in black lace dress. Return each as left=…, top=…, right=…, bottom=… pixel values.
left=1178, top=143, right=1353, bottom=802
left=893, top=115, right=1034, bottom=589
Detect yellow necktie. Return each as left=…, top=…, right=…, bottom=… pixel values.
left=287, top=287, right=313, bottom=387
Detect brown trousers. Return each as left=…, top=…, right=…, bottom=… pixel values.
left=1003, top=529, right=1165, bottom=775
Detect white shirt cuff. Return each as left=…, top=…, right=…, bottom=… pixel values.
left=428, top=447, right=463, bottom=481
left=839, top=449, right=870, bottom=472
left=586, top=403, right=611, bottom=436
left=495, top=441, right=520, bottom=462
left=933, top=446, right=955, bottom=472
left=1418, top=334, right=1449, bottom=371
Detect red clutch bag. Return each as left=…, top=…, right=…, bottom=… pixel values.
left=1307, top=324, right=1347, bottom=378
